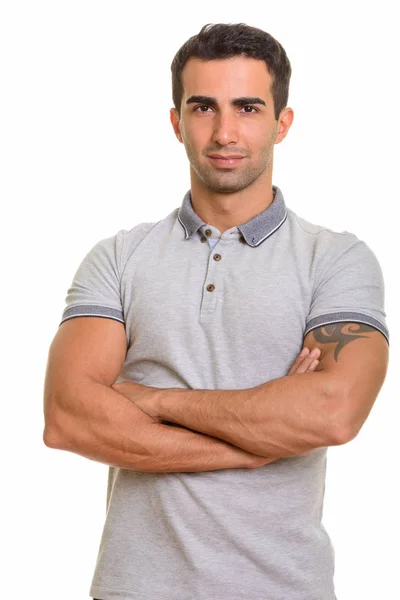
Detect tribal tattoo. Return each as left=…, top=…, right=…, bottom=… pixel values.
left=312, top=323, right=375, bottom=362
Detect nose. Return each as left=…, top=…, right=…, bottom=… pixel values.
left=212, top=110, right=239, bottom=147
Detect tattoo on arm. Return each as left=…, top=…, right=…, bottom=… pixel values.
left=312, top=323, right=375, bottom=362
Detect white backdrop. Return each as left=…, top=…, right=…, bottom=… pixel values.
left=1, top=1, right=398, bottom=599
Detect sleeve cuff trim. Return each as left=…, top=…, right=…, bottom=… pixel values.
left=305, top=312, right=389, bottom=344
left=60, top=305, right=124, bottom=325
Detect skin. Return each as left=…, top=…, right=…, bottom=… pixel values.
left=170, top=56, right=294, bottom=234
left=311, top=323, right=376, bottom=361
left=113, top=347, right=321, bottom=423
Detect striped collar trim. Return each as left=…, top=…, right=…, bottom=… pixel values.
left=177, top=185, right=287, bottom=247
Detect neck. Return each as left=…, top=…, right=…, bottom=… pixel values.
left=189, top=169, right=275, bottom=235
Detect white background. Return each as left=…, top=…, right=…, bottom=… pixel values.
left=1, top=1, right=398, bottom=599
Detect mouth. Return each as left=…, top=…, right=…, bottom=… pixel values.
left=207, top=155, right=245, bottom=167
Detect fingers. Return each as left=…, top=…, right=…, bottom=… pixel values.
left=296, top=347, right=321, bottom=373
left=288, top=347, right=321, bottom=375
left=287, top=347, right=310, bottom=375
left=305, top=358, right=319, bottom=372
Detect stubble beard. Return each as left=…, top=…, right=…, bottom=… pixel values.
left=184, top=132, right=277, bottom=195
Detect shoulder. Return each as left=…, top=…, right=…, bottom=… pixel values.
left=86, top=203, right=179, bottom=276
left=287, top=208, right=357, bottom=244
left=87, top=221, right=159, bottom=275
left=286, top=208, right=376, bottom=261
left=285, top=209, right=385, bottom=291
left=119, top=221, right=159, bottom=253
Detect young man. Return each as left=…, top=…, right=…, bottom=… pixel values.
left=43, top=23, right=389, bottom=600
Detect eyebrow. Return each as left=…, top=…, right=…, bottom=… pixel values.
left=186, top=95, right=266, bottom=107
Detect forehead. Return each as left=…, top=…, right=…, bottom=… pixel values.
left=181, top=57, right=272, bottom=101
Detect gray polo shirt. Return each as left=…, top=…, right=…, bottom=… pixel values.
left=61, top=185, right=388, bottom=600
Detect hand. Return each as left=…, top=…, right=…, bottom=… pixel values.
left=287, top=346, right=321, bottom=376
left=112, top=380, right=163, bottom=422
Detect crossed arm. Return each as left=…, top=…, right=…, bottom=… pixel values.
left=114, top=323, right=389, bottom=459
left=44, top=318, right=324, bottom=472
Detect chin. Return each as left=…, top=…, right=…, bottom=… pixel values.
left=208, top=182, right=246, bottom=194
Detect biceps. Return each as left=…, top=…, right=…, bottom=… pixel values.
left=303, top=323, right=389, bottom=432
left=45, top=317, right=127, bottom=395
left=44, top=317, right=128, bottom=442
left=304, top=322, right=386, bottom=363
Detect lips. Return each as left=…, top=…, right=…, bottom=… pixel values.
left=208, top=155, right=245, bottom=159
left=207, top=155, right=245, bottom=167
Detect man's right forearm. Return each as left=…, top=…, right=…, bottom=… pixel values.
left=43, top=380, right=270, bottom=472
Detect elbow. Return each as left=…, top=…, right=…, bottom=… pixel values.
left=43, top=391, right=68, bottom=449
left=330, top=421, right=356, bottom=447
left=43, top=425, right=62, bottom=449
left=43, top=410, right=65, bottom=449
left=43, top=419, right=74, bottom=450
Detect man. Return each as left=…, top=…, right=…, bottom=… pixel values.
left=43, top=22, right=389, bottom=600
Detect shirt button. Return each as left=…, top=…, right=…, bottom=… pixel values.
left=213, top=254, right=221, bottom=261
left=206, top=284, right=215, bottom=292
left=205, top=229, right=212, bottom=237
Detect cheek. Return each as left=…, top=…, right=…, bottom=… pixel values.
left=180, top=121, right=196, bottom=144
left=185, top=130, right=209, bottom=156
left=258, top=130, right=277, bottom=155
left=241, top=122, right=274, bottom=148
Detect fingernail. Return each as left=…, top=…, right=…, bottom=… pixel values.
left=311, top=348, right=320, bottom=357
left=300, top=348, right=309, bottom=357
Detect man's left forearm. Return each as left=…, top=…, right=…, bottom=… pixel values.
left=157, top=372, right=346, bottom=458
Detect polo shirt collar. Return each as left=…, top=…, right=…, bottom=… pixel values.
left=177, top=185, right=287, bottom=247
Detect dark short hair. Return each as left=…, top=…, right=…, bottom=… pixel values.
left=171, top=23, right=292, bottom=121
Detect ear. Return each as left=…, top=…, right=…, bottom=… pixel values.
left=170, top=108, right=183, bottom=143
left=274, top=107, right=294, bottom=145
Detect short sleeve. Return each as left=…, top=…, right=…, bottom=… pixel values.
left=304, top=236, right=389, bottom=344
left=60, top=231, right=125, bottom=326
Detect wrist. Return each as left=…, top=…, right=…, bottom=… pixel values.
left=155, top=386, right=175, bottom=422
left=158, top=386, right=190, bottom=424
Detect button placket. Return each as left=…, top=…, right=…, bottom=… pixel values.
left=200, top=230, right=223, bottom=315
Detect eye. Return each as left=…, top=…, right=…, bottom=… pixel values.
left=193, top=104, right=259, bottom=114
left=240, top=105, right=259, bottom=113
left=194, top=105, right=212, bottom=112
